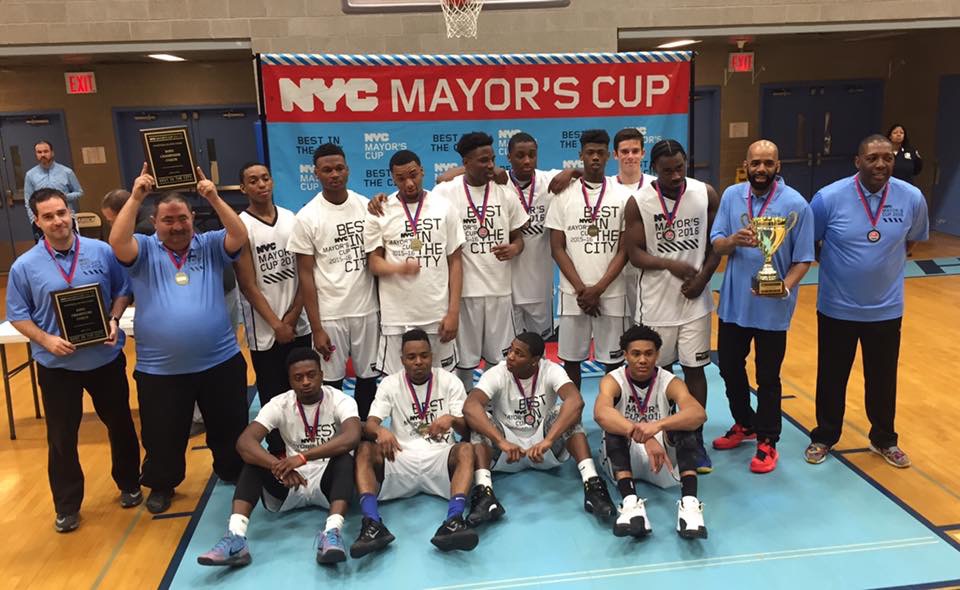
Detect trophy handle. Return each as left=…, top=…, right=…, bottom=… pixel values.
left=784, top=210, right=798, bottom=232
left=740, top=213, right=751, bottom=228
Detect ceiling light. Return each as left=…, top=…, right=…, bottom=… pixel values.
left=657, top=39, right=701, bottom=49
left=148, top=54, right=185, bottom=62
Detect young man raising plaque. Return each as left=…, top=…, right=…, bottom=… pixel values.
left=7, top=188, right=140, bottom=532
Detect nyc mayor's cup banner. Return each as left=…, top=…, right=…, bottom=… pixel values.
left=259, top=52, right=692, bottom=211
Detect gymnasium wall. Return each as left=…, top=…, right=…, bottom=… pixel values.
left=629, top=30, right=960, bottom=199
left=0, top=61, right=255, bottom=213
left=1, top=0, right=959, bottom=54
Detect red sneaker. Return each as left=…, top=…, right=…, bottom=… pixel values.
left=712, top=424, right=757, bottom=450
left=750, top=441, right=779, bottom=474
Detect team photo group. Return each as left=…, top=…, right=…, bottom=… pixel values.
left=7, top=123, right=927, bottom=567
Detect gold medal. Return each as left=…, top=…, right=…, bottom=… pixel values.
left=587, top=224, right=599, bottom=237
left=175, top=271, right=189, bottom=286
left=410, top=238, right=423, bottom=251
left=417, top=423, right=431, bottom=436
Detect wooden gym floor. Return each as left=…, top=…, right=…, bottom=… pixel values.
left=0, top=232, right=958, bottom=589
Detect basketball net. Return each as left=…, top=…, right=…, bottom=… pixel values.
left=441, top=0, right=484, bottom=38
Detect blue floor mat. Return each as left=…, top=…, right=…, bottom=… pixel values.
left=162, top=364, right=960, bottom=590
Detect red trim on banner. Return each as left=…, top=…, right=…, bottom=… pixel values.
left=261, top=62, right=690, bottom=123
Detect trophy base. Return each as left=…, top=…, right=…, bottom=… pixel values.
left=753, top=276, right=786, bottom=297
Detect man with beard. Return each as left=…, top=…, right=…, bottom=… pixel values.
left=24, top=140, right=83, bottom=241
left=546, top=129, right=630, bottom=390
left=432, top=132, right=529, bottom=391
left=234, top=162, right=312, bottom=454
left=804, top=134, right=928, bottom=468
left=288, top=144, right=380, bottom=419
left=710, top=140, right=814, bottom=473
left=624, top=139, right=720, bottom=474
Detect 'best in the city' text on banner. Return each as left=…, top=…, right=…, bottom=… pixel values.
left=259, top=52, right=693, bottom=211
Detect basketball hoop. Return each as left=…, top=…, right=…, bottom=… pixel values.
left=441, top=0, right=484, bottom=38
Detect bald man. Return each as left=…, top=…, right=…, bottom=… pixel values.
left=709, top=141, right=814, bottom=474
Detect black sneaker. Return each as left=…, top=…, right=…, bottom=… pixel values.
left=430, top=516, right=479, bottom=552
left=120, top=488, right=143, bottom=509
left=466, top=484, right=505, bottom=526
left=54, top=513, right=79, bottom=533
left=349, top=517, right=395, bottom=559
left=583, top=476, right=616, bottom=522
left=145, top=489, right=173, bottom=514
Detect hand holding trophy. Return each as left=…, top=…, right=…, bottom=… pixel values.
left=740, top=211, right=798, bottom=297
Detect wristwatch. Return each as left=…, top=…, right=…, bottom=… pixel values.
left=110, top=315, right=121, bottom=323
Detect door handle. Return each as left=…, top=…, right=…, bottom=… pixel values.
left=5, top=189, right=13, bottom=209
left=808, top=153, right=814, bottom=167
left=815, top=152, right=822, bottom=166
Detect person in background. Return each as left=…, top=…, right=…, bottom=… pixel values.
left=24, top=140, right=83, bottom=242
left=887, top=124, right=923, bottom=185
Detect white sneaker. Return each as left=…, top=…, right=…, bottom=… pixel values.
left=613, top=495, right=651, bottom=538
left=676, top=496, right=707, bottom=539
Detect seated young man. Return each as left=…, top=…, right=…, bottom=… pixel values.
left=351, top=329, right=478, bottom=557
left=197, top=347, right=361, bottom=567
left=594, top=325, right=708, bottom=539
left=462, top=332, right=615, bottom=526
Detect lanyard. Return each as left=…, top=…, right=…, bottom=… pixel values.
left=625, top=370, right=657, bottom=418
left=580, top=177, right=607, bottom=224
left=295, top=395, right=323, bottom=442
left=509, top=172, right=535, bottom=213
left=854, top=179, right=890, bottom=228
left=745, top=179, right=779, bottom=220
left=43, top=235, right=80, bottom=286
left=511, top=366, right=540, bottom=411
left=462, top=178, right=491, bottom=228
left=399, top=191, right=426, bottom=233
left=405, top=371, right=434, bottom=421
left=653, top=180, right=687, bottom=227
left=162, top=244, right=191, bottom=272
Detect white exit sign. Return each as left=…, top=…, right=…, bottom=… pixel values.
left=65, top=72, right=97, bottom=95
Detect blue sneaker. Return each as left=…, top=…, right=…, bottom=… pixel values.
left=316, top=528, right=347, bottom=564
left=197, top=532, right=251, bottom=567
left=695, top=439, right=713, bottom=474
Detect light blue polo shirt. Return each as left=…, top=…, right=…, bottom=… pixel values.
left=6, top=235, right=129, bottom=370
left=711, top=179, right=815, bottom=331
left=124, top=230, right=240, bottom=375
left=811, top=175, right=928, bottom=322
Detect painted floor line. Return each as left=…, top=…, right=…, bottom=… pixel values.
left=89, top=507, right=145, bottom=590
left=423, top=537, right=938, bottom=590
left=779, top=374, right=960, bottom=504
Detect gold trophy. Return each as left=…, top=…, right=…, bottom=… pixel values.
left=741, top=211, right=798, bottom=297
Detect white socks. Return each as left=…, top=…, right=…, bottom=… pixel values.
left=577, top=458, right=599, bottom=482
left=325, top=513, right=345, bottom=532
left=228, top=513, right=249, bottom=537
left=475, top=469, right=493, bottom=489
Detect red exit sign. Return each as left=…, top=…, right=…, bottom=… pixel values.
left=728, top=52, right=755, bottom=73
left=64, top=72, right=97, bottom=95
